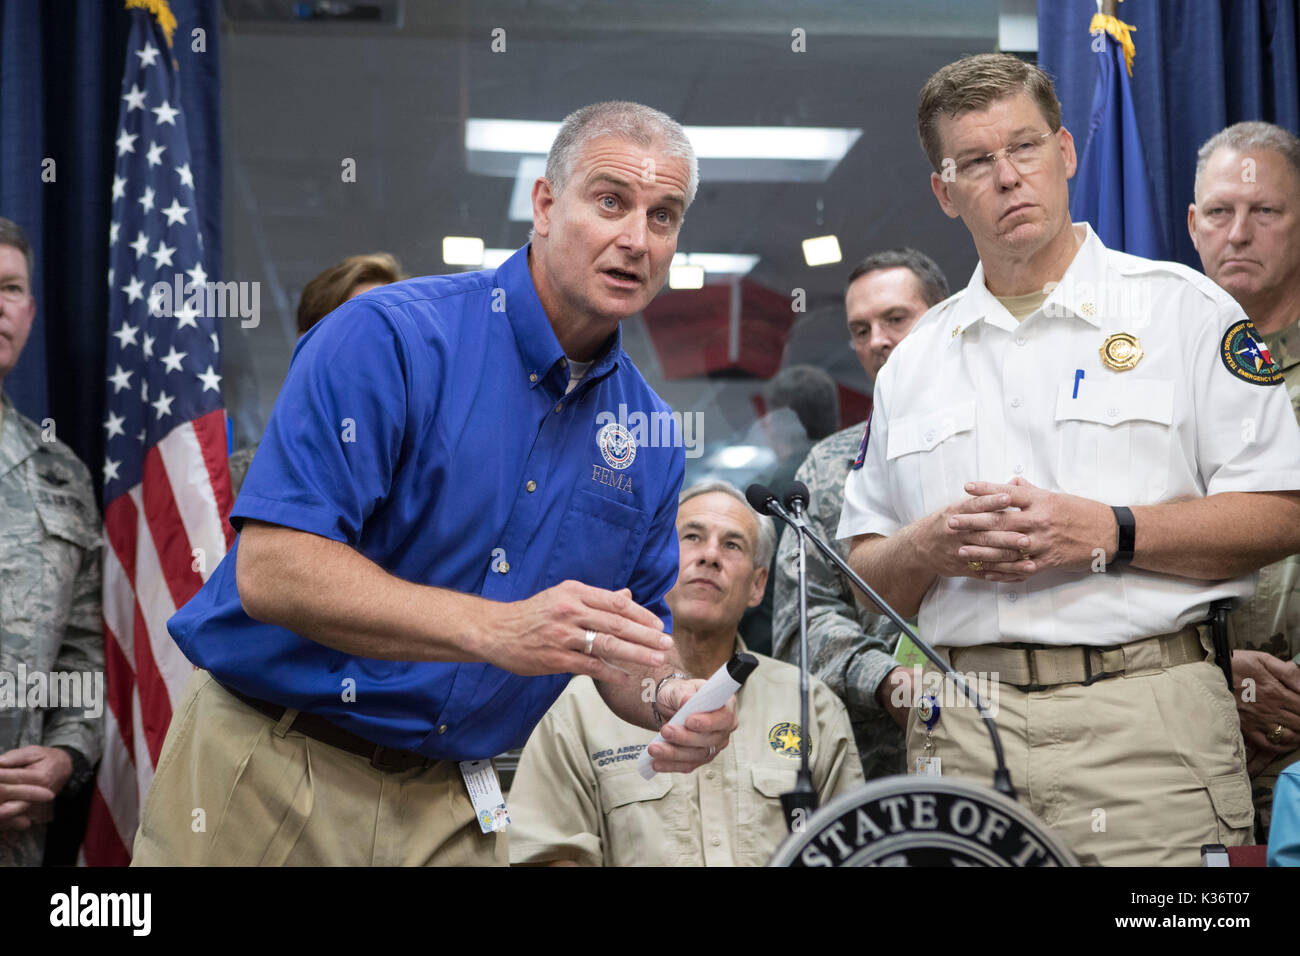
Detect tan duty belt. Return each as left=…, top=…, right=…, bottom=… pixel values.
left=947, top=624, right=1209, bottom=692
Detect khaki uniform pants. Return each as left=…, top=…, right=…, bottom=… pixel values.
left=132, top=670, right=503, bottom=866
left=906, top=638, right=1254, bottom=867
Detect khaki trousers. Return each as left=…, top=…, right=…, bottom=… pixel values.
left=132, top=670, right=503, bottom=866
left=905, top=637, right=1254, bottom=867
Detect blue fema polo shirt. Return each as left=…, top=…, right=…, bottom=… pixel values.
left=169, top=246, right=686, bottom=761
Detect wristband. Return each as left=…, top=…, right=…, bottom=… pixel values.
left=652, top=673, right=687, bottom=729
left=1111, top=505, right=1135, bottom=565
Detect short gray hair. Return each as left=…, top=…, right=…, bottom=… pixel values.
left=546, top=101, right=699, bottom=208
left=1195, top=121, right=1300, bottom=198
left=678, top=480, right=776, bottom=569
left=0, top=217, right=34, bottom=286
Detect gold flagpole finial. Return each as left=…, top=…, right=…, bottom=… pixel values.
left=124, top=0, right=178, bottom=49
left=1089, top=8, right=1138, bottom=77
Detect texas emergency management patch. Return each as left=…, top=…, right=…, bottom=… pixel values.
left=851, top=414, right=871, bottom=470
left=768, top=721, right=811, bottom=759
left=1221, top=319, right=1285, bottom=386
left=596, top=422, right=637, bottom=469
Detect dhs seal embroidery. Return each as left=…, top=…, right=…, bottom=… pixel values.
left=597, top=422, right=637, bottom=470
left=1220, top=320, right=1284, bottom=386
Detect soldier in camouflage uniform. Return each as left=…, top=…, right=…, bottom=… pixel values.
left=0, top=219, right=103, bottom=865
left=1190, top=123, right=1300, bottom=839
left=772, top=249, right=948, bottom=779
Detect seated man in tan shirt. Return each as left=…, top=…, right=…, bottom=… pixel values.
left=509, top=480, right=864, bottom=866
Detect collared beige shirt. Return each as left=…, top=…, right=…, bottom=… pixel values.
left=508, top=640, right=864, bottom=866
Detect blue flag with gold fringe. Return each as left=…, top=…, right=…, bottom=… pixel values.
left=1069, top=13, right=1167, bottom=260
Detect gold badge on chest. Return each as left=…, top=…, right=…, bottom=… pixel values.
left=1100, top=332, right=1143, bottom=371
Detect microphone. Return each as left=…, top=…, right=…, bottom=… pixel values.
left=745, top=482, right=782, bottom=518
left=747, top=482, right=817, bottom=830
left=768, top=480, right=1017, bottom=800
left=783, top=481, right=809, bottom=517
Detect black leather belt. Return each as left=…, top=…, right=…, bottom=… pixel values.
left=217, top=681, right=436, bottom=774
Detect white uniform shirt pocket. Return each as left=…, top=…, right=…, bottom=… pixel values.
left=1054, top=378, right=1175, bottom=504
left=886, top=400, right=977, bottom=514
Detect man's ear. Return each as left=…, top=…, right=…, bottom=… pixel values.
left=1187, top=203, right=1201, bottom=253
left=1058, top=125, right=1078, bottom=180
left=930, top=171, right=961, bottom=220
left=747, top=564, right=769, bottom=608
left=532, top=178, right=555, bottom=238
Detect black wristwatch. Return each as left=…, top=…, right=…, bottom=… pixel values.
left=54, top=746, right=95, bottom=793
left=1111, top=506, right=1135, bottom=565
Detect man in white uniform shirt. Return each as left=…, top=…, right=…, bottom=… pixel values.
left=838, top=53, right=1300, bottom=866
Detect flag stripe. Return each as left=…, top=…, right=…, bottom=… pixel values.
left=82, top=786, right=133, bottom=868
left=99, top=702, right=140, bottom=844
left=104, top=492, right=140, bottom=593
left=101, top=617, right=137, bottom=760
left=102, top=526, right=138, bottom=670
left=131, top=600, right=172, bottom=767
left=142, top=443, right=204, bottom=609
left=158, top=416, right=231, bottom=563
left=192, top=408, right=236, bottom=549
left=127, top=688, right=157, bottom=839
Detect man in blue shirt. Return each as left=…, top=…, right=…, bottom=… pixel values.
left=132, top=101, right=738, bottom=866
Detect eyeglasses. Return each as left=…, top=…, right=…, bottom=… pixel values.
left=0, top=283, right=31, bottom=303
left=953, top=129, right=1057, bottom=183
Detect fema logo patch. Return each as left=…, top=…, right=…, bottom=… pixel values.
left=851, top=415, right=871, bottom=471
left=768, top=721, right=810, bottom=759
left=597, top=422, right=637, bottom=470
left=1221, top=320, right=1284, bottom=386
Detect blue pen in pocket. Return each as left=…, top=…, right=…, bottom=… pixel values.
left=1072, top=369, right=1085, bottom=399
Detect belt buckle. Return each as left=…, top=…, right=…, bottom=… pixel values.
left=370, top=745, right=431, bottom=773
left=370, top=745, right=403, bottom=772
left=1014, top=646, right=1048, bottom=693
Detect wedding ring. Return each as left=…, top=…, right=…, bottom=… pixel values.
left=707, top=745, right=716, bottom=758
left=967, top=560, right=984, bottom=572
left=1268, top=723, right=1285, bottom=743
left=583, top=629, right=596, bottom=655
left=1020, top=549, right=1030, bottom=561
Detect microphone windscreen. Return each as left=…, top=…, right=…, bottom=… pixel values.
left=745, top=483, right=776, bottom=515
left=783, top=480, right=810, bottom=511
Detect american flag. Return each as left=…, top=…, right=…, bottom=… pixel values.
left=81, top=1, right=233, bottom=865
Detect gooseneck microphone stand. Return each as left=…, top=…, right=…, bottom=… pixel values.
left=746, top=481, right=1016, bottom=801
left=751, top=483, right=819, bottom=833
